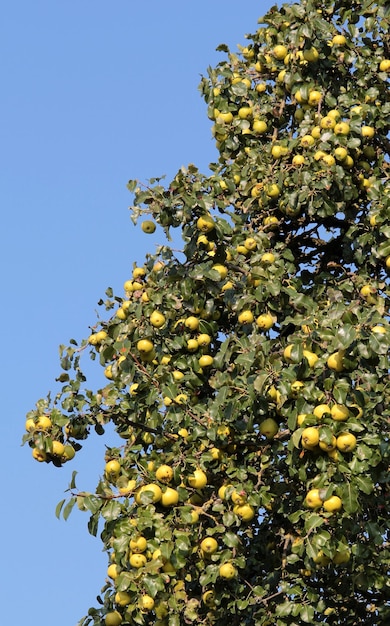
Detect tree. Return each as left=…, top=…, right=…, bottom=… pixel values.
left=23, top=0, right=390, bottom=624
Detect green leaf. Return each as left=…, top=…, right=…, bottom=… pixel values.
left=304, top=513, right=324, bottom=534
left=300, top=605, right=315, bottom=623
left=63, top=497, right=76, bottom=521
left=55, top=499, right=66, bottom=519
left=354, top=475, right=374, bottom=495
left=101, top=500, right=122, bottom=521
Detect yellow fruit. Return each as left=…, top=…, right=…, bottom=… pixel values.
left=343, top=155, right=354, bottom=168
left=129, top=553, right=147, bottom=568
left=308, top=90, right=322, bottom=106
left=188, top=469, right=208, bottom=489
left=301, top=427, right=319, bottom=449
left=25, top=418, right=36, bottom=432
left=360, top=284, right=375, bottom=301
left=314, top=150, right=327, bottom=161
left=331, top=404, right=349, bottom=421
left=107, top=563, right=119, bottom=579
left=130, top=536, right=147, bottom=553
left=32, top=447, right=47, bottom=462
left=105, top=460, right=121, bottom=479
left=336, top=432, right=357, bottom=452
left=327, top=351, right=344, bottom=372
left=197, top=215, right=215, bottom=233
left=303, top=349, right=318, bottom=368
left=217, top=111, right=233, bottom=123
left=334, top=147, right=348, bottom=161
left=156, top=465, right=174, bottom=483
left=273, top=44, right=288, bottom=60
left=256, top=313, right=274, bottom=330
left=202, top=590, right=216, bottom=607
left=313, top=404, right=331, bottom=419
left=361, top=125, right=375, bottom=138
left=105, top=611, right=122, bottom=626
left=139, top=595, right=155, bottom=612
left=161, top=487, right=179, bottom=507
left=231, top=490, right=246, bottom=505
left=334, top=121, right=350, bottom=135
left=210, top=447, right=223, bottom=460
left=238, top=310, right=254, bottom=324
left=219, top=563, right=237, bottom=579
left=115, top=591, right=132, bottom=606
left=372, top=325, right=386, bottom=334
left=263, top=216, right=279, bottom=229
left=236, top=244, right=250, bottom=256
left=221, top=280, right=234, bottom=292
left=327, top=448, right=340, bottom=462
left=184, top=316, right=200, bottom=330
left=118, top=479, right=137, bottom=495
left=303, top=47, right=319, bottom=62
left=233, top=503, right=255, bottom=521
left=137, top=339, right=154, bottom=353
left=300, top=134, right=315, bottom=148
left=252, top=119, right=268, bottom=134
left=265, top=184, right=281, bottom=198
left=319, top=435, right=337, bottom=452
left=135, top=483, right=162, bottom=504
left=141, top=220, right=156, bottom=234
left=332, top=34, right=346, bottom=46
left=305, top=488, right=323, bottom=509
left=321, top=154, right=336, bottom=166
left=320, top=116, right=336, bottom=129
left=292, top=154, right=305, bottom=166
left=294, top=89, right=307, bottom=104
left=51, top=441, right=65, bottom=457
left=129, top=383, right=139, bottom=397
left=259, top=418, right=278, bottom=439
left=150, top=311, right=166, bottom=328
left=36, top=415, right=52, bottom=430
left=178, top=428, right=189, bottom=438
left=212, top=264, right=228, bottom=279
left=379, top=59, right=390, bottom=72
left=297, top=414, right=308, bottom=427
left=133, top=267, right=146, bottom=279
left=174, top=393, right=188, bottom=404
left=255, top=82, right=267, bottom=93
left=290, top=381, right=304, bottom=395
left=238, top=106, right=253, bottom=119
left=172, top=370, right=185, bottom=381
left=323, top=495, right=342, bottom=512
left=198, top=354, right=214, bottom=368
left=261, top=252, right=275, bottom=265
left=200, top=537, right=218, bottom=555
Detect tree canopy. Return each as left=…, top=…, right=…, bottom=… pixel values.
left=24, top=0, right=389, bottom=624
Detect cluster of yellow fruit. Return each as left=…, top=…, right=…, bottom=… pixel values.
left=101, top=456, right=246, bottom=623
left=305, top=488, right=342, bottom=513
left=271, top=338, right=364, bottom=521
left=200, top=7, right=389, bottom=238
left=25, top=414, right=75, bottom=464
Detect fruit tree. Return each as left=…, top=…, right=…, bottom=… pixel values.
left=23, top=0, right=390, bottom=624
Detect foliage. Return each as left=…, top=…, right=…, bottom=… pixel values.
left=23, top=1, right=390, bottom=624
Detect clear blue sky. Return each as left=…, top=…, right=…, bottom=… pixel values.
left=1, top=2, right=273, bottom=624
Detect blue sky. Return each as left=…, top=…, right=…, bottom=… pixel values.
left=1, top=2, right=273, bottom=624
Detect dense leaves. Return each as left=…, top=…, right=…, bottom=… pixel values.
left=23, top=1, right=389, bottom=625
